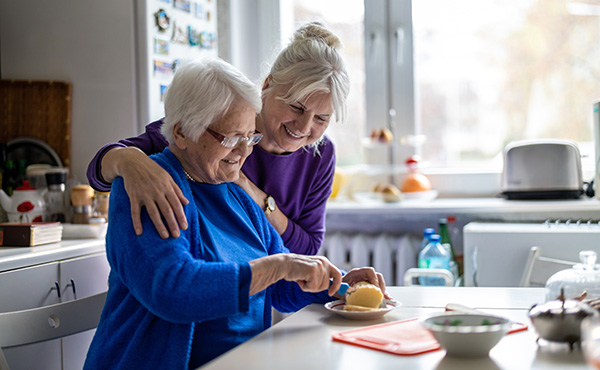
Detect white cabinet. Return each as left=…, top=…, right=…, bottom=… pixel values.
left=0, top=262, right=62, bottom=370
left=60, top=253, right=110, bottom=370
left=0, top=241, right=109, bottom=370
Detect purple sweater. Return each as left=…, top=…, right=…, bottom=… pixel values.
left=87, top=119, right=335, bottom=255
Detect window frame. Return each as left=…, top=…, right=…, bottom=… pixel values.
left=364, top=0, right=505, bottom=196
left=228, top=0, right=595, bottom=197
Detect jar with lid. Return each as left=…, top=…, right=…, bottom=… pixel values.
left=545, top=251, right=600, bottom=302
left=71, top=184, right=95, bottom=224
left=45, top=170, right=68, bottom=222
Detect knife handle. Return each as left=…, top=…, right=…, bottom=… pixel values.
left=330, top=280, right=351, bottom=295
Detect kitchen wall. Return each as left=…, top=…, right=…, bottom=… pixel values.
left=1, top=0, right=279, bottom=184
left=0, top=0, right=138, bottom=183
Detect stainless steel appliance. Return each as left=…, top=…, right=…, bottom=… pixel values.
left=502, top=139, right=584, bottom=200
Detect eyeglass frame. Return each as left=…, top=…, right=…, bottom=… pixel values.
left=205, top=127, right=263, bottom=148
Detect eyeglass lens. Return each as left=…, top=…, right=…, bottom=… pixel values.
left=220, top=134, right=262, bottom=148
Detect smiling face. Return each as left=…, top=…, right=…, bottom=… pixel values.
left=256, top=82, right=333, bottom=154
left=173, top=100, right=257, bottom=184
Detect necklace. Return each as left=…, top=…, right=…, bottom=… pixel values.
left=183, top=168, right=197, bottom=182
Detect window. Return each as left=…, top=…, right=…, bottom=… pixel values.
left=283, top=0, right=366, bottom=166
left=283, top=0, right=600, bottom=193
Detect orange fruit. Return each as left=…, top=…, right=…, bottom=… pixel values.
left=401, top=173, right=432, bottom=192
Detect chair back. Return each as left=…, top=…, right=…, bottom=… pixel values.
left=403, top=268, right=454, bottom=287
left=519, top=246, right=576, bottom=287
left=0, top=291, right=107, bottom=370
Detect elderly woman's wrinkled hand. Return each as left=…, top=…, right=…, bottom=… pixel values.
left=343, top=267, right=390, bottom=299
left=282, top=254, right=343, bottom=296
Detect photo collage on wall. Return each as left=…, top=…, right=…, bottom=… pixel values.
left=152, top=0, right=217, bottom=102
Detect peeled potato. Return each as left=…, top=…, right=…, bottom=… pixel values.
left=345, top=282, right=384, bottom=309
left=401, top=173, right=432, bottom=193
left=343, top=304, right=381, bottom=312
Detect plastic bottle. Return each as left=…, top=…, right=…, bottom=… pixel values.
left=418, top=234, right=451, bottom=286
left=420, top=228, right=436, bottom=252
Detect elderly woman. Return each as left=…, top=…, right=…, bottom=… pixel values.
left=83, top=58, right=385, bottom=370
left=87, top=22, right=349, bottom=256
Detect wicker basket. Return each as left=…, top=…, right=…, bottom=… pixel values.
left=0, top=80, right=72, bottom=167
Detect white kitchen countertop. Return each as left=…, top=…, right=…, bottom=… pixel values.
left=200, top=287, right=591, bottom=370
left=325, top=196, right=600, bottom=234
left=327, top=196, right=600, bottom=215
left=0, top=238, right=106, bottom=272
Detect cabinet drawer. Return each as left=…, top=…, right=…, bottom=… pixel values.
left=60, top=252, right=110, bottom=301
left=0, top=262, right=60, bottom=312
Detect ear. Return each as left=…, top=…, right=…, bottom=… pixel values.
left=262, top=75, right=272, bottom=91
left=173, top=122, right=188, bottom=150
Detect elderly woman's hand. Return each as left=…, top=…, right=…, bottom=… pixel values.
left=249, top=254, right=343, bottom=296
left=105, top=147, right=189, bottom=239
left=342, top=267, right=390, bottom=300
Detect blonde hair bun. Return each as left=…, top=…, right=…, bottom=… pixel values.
left=292, top=21, right=342, bottom=49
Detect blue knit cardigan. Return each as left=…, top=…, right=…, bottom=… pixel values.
left=84, top=148, right=332, bottom=370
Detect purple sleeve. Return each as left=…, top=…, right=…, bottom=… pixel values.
left=280, top=145, right=335, bottom=256
left=86, top=119, right=169, bottom=191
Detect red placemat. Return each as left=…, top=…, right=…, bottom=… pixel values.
left=332, top=318, right=528, bottom=356
left=332, top=318, right=440, bottom=356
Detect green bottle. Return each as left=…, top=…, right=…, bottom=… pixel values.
left=17, top=159, right=27, bottom=187
left=439, top=218, right=459, bottom=278
left=3, top=160, right=17, bottom=196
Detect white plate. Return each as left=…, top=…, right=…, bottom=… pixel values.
left=324, top=299, right=401, bottom=320
left=402, top=190, right=438, bottom=201
left=352, top=192, right=381, bottom=203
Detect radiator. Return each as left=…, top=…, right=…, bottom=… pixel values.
left=319, top=232, right=421, bottom=286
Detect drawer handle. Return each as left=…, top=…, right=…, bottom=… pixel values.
left=66, top=279, right=77, bottom=299
left=51, top=281, right=61, bottom=298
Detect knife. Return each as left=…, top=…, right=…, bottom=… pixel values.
left=331, top=281, right=355, bottom=295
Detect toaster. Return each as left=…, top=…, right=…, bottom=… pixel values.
left=501, top=139, right=583, bottom=200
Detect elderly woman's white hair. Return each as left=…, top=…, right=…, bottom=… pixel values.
left=161, top=58, right=261, bottom=144
left=263, top=22, right=350, bottom=151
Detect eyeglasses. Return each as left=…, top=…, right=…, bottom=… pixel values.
left=205, top=127, right=263, bottom=148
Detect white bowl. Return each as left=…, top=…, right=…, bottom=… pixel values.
left=421, top=313, right=511, bottom=357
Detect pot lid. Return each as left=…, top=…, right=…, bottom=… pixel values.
left=15, top=180, right=37, bottom=191
left=545, top=251, right=600, bottom=301
left=529, top=298, right=595, bottom=317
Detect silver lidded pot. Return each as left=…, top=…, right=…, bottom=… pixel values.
left=529, top=251, right=600, bottom=349
left=529, top=290, right=598, bottom=349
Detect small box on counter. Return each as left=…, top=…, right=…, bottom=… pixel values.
left=0, top=222, right=62, bottom=247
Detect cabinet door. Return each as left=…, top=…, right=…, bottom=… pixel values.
left=0, top=262, right=62, bottom=370
left=59, top=252, right=110, bottom=370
